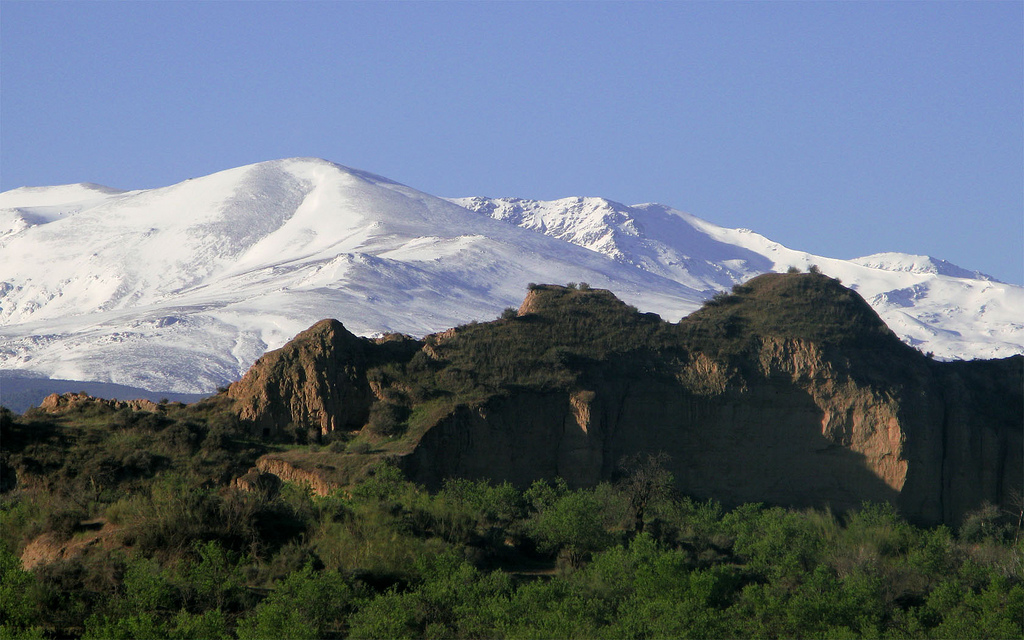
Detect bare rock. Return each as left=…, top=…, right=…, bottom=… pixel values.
left=227, top=319, right=374, bottom=437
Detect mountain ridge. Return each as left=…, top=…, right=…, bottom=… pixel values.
left=1, top=157, right=1021, bottom=397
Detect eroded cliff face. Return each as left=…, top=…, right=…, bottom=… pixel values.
left=253, top=456, right=340, bottom=497
left=227, top=319, right=374, bottom=437
left=401, top=392, right=605, bottom=490
left=227, top=276, right=1023, bottom=526
left=933, top=358, right=1024, bottom=525
left=403, top=340, right=916, bottom=516
left=402, top=343, right=1019, bottom=526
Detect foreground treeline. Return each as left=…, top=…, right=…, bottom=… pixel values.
left=1, top=403, right=1022, bottom=639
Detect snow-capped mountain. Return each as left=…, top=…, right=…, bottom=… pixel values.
left=1, top=157, right=1020, bottom=396
left=455, top=196, right=1024, bottom=361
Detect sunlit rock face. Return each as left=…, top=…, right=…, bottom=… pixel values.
left=227, top=319, right=374, bottom=437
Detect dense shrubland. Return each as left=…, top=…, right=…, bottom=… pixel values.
left=1, top=401, right=1021, bottom=639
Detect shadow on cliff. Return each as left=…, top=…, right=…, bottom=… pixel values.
left=603, top=380, right=902, bottom=517
left=402, top=380, right=901, bottom=519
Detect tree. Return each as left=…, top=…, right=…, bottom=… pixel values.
left=617, top=453, right=674, bottom=534
left=0, top=544, right=41, bottom=634
left=530, top=490, right=611, bottom=567
left=235, top=565, right=354, bottom=640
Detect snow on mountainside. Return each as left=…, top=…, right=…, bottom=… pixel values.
left=0, top=158, right=704, bottom=393
left=1, top=157, right=1020, bottom=397
left=455, top=196, right=1024, bottom=362
left=449, top=197, right=771, bottom=292
left=849, top=253, right=997, bottom=281
left=0, top=183, right=127, bottom=239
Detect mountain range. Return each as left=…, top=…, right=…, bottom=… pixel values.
left=1, top=157, right=1021, bottom=400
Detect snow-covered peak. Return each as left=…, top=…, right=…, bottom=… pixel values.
left=0, top=158, right=706, bottom=392
left=851, top=253, right=998, bottom=282
left=452, top=196, right=772, bottom=291
left=1, top=157, right=1020, bottom=395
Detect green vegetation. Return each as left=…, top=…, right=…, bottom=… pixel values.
left=2, top=401, right=1021, bottom=639
left=681, top=272, right=909, bottom=360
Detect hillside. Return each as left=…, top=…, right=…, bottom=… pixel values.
left=3, top=391, right=1021, bottom=639
left=225, top=273, right=1023, bottom=527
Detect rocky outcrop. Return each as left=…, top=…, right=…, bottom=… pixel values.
left=252, top=456, right=339, bottom=496
left=231, top=467, right=283, bottom=496
left=244, top=451, right=387, bottom=496
left=20, top=520, right=122, bottom=570
left=402, top=347, right=1020, bottom=526
left=402, top=349, right=908, bottom=516
left=227, top=320, right=375, bottom=437
left=230, top=275, right=1024, bottom=526
left=38, top=391, right=163, bottom=413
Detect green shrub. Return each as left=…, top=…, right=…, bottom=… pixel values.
left=0, top=543, right=38, bottom=631
left=44, top=508, right=86, bottom=543
left=365, top=401, right=409, bottom=438
left=959, top=502, right=1012, bottom=543
left=328, top=440, right=346, bottom=453
left=167, top=609, right=231, bottom=640
left=236, top=565, right=354, bottom=640
left=347, top=440, right=373, bottom=454
left=530, top=489, right=613, bottom=567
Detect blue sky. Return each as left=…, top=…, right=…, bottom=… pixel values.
left=2, top=1, right=1021, bottom=284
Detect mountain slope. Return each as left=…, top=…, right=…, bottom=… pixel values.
left=455, top=197, right=1024, bottom=361
left=0, top=158, right=703, bottom=393
left=1, top=157, right=1020, bottom=395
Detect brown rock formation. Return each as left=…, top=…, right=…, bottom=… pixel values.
left=38, top=391, right=163, bottom=414
left=20, top=520, right=122, bottom=570
left=253, top=456, right=339, bottom=496
left=227, top=319, right=375, bottom=437
left=229, top=275, right=1023, bottom=526
left=231, top=467, right=283, bottom=496
left=244, top=450, right=387, bottom=496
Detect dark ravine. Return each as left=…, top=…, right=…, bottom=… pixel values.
left=225, top=273, right=1023, bottom=527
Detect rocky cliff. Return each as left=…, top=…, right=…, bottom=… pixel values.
left=227, top=319, right=375, bottom=437
left=226, top=275, right=1023, bottom=526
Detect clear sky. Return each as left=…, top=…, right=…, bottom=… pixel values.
left=2, top=1, right=1021, bottom=284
